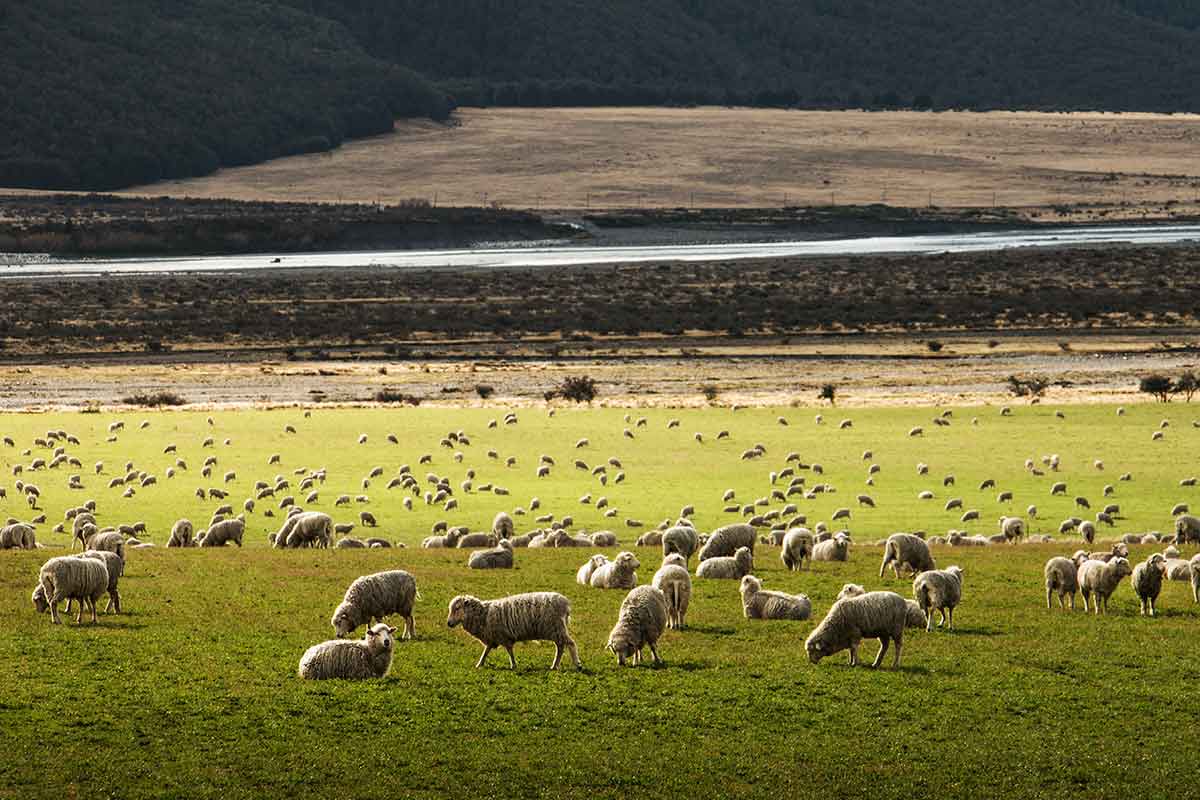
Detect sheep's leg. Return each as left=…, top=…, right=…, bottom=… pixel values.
left=1046, top=588, right=1053, bottom=610
left=647, top=640, right=663, bottom=665
left=89, top=596, right=98, bottom=624
left=75, top=597, right=84, bottom=624
left=1068, top=592, right=1075, bottom=611
left=405, top=615, right=415, bottom=640
left=892, top=636, right=902, bottom=668
left=947, top=607, right=954, bottom=629
left=475, top=645, right=493, bottom=668
left=48, top=598, right=62, bottom=625
left=925, top=608, right=934, bottom=633
left=503, top=644, right=516, bottom=669
left=550, top=643, right=564, bottom=670
left=1149, top=597, right=1156, bottom=617
left=1081, top=591, right=1090, bottom=613
left=848, top=643, right=859, bottom=666
left=565, top=638, right=581, bottom=669
left=111, top=589, right=121, bottom=614
left=872, top=637, right=889, bottom=668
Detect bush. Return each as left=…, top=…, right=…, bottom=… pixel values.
left=1006, top=375, right=1049, bottom=401
left=555, top=375, right=598, bottom=403
left=475, top=384, right=495, bottom=399
left=374, top=389, right=421, bottom=405
left=818, top=383, right=837, bottom=405
left=120, top=391, right=187, bottom=407
left=1174, top=371, right=1197, bottom=403
left=699, top=384, right=719, bottom=402
left=926, top=340, right=944, bottom=353
left=1139, top=374, right=1174, bottom=403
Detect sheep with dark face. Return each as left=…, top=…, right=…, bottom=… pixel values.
left=446, top=592, right=580, bottom=670
left=781, top=527, right=813, bottom=571
left=805, top=591, right=912, bottom=669
left=1130, top=554, right=1168, bottom=617
left=299, top=624, right=397, bottom=680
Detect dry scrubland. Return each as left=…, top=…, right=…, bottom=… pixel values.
left=2, top=404, right=1200, bottom=798
left=132, top=108, right=1200, bottom=214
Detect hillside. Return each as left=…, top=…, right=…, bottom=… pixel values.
left=289, top=0, right=1200, bottom=111
left=0, top=0, right=452, bottom=190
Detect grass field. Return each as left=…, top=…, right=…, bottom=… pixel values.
left=2, top=403, right=1199, bottom=799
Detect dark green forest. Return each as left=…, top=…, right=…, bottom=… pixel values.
left=5, top=0, right=1200, bottom=191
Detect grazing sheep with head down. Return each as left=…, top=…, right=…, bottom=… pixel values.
left=199, top=518, right=244, bottom=547
left=590, top=551, right=640, bottom=589
left=912, top=566, right=964, bottom=631
left=447, top=592, right=581, bottom=670
left=277, top=512, right=333, bottom=549
left=805, top=591, right=912, bottom=668
left=606, top=585, right=669, bottom=666
left=75, top=550, right=123, bottom=614
left=84, top=530, right=125, bottom=562
left=468, top=539, right=514, bottom=569
left=32, top=556, right=108, bottom=624
left=652, top=554, right=691, bottom=629
left=331, top=570, right=418, bottom=639
left=696, top=546, right=753, bottom=579
left=813, top=533, right=850, bottom=562
left=697, top=523, right=756, bottom=561
left=879, top=533, right=935, bottom=579
left=1130, top=554, right=1167, bottom=616
left=1044, top=557, right=1079, bottom=611
left=1077, top=557, right=1133, bottom=615
left=781, top=527, right=814, bottom=571
left=740, top=575, right=811, bottom=620
left=299, top=623, right=397, bottom=680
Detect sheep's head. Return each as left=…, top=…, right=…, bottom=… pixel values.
left=1112, top=543, right=1130, bottom=559
left=590, top=554, right=609, bottom=569
left=1111, top=557, right=1133, bottom=579
left=734, top=547, right=753, bottom=570
left=616, top=552, right=639, bottom=570
left=661, top=553, right=685, bottom=569
left=331, top=603, right=356, bottom=638
left=805, top=631, right=830, bottom=664
left=497, top=539, right=513, bottom=552
left=1147, top=553, right=1167, bottom=573
left=606, top=635, right=637, bottom=666
left=446, top=595, right=479, bottom=628
left=31, top=584, right=48, bottom=613
left=946, top=565, right=964, bottom=582
left=365, top=623, right=396, bottom=654
left=837, top=583, right=867, bottom=601
left=739, top=574, right=761, bottom=598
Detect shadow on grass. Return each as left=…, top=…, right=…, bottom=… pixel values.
left=682, top=624, right=738, bottom=636
left=928, top=625, right=1004, bottom=636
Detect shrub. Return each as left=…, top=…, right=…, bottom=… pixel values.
left=699, top=384, right=719, bottom=402
left=1139, top=374, right=1174, bottom=403
left=1174, top=371, right=1197, bottom=403
left=818, top=383, right=837, bottom=406
left=475, top=384, right=495, bottom=399
left=554, top=375, right=598, bottom=403
left=374, top=389, right=421, bottom=405
left=1006, top=375, right=1048, bottom=401
left=926, top=340, right=944, bottom=353
left=120, top=391, right=187, bottom=407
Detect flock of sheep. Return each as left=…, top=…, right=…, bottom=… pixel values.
left=4, top=405, right=1200, bottom=677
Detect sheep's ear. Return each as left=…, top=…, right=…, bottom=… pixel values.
left=387, top=626, right=397, bottom=635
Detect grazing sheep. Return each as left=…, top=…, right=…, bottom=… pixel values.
left=912, top=566, right=964, bottom=631
left=740, top=575, right=811, bottom=620
left=696, top=546, right=753, bottom=579
left=199, top=518, right=245, bottom=548
left=298, top=623, right=397, bottom=680
left=492, top=511, right=514, bottom=540
left=468, top=540, right=514, bottom=569
left=576, top=554, right=609, bottom=586
left=697, top=523, right=756, bottom=561
left=84, top=531, right=125, bottom=561
left=805, top=591, right=912, bottom=668
left=1174, top=514, right=1200, bottom=545
left=447, top=592, right=580, bottom=670
left=781, top=527, right=814, bottom=571
left=77, top=549, right=123, bottom=614
left=165, top=519, right=194, bottom=548
left=32, top=556, right=108, bottom=624
left=0, top=523, right=36, bottom=550
left=879, top=533, right=935, bottom=579
left=652, top=554, right=692, bottom=629
left=590, top=551, right=640, bottom=589
left=1130, top=554, right=1167, bottom=616
left=606, top=585, right=669, bottom=666
left=661, top=526, right=699, bottom=564
left=1078, top=557, right=1133, bottom=615
left=813, top=534, right=850, bottom=562
left=1044, top=557, right=1079, bottom=611
left=331, top=570, right=418, bottom=639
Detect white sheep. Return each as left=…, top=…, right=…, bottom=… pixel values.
left=661, top=526, right=699, bottom=564
left=696, top=546, right=753, bottom=579
left=199, top=518, right=244, bottom=547
left=0, top=523, right=36, bottom=550
left=1192, top=553, right=1200, bottom=603
left=74, top=549, right=123, bottom=614
left=740, top=575, right=811, bottom=620
left=468, top=539, right=514, bottom=569
left=331, top=570, right=418, bottom=639
left=697, top=523, right=756, bottom=561
left=456, top=532, right=498, bottom=549
left=1174, top=514, right=1200, bottom=545
left=298, top=623, right=397, bottom=680
left=805, top=591, right=912, bottom=668
left=1043, top=557, right=1078, bottom=610
left=576, top=554, right=609, bottom=586
left=912, top=566, right=964, bottom=631
left=31, top=556, right=108, bottom=625
left=446, top=592, right=581, bottom=670
left=1077, top=557, right=1133, bottom=615
left=813, top=533, right=850, bottom=562
left=606, top=585, right=669, bottom=666
left=652, top=554, right=691, bottom=629
left=590, top=551, right=640, bottom=589
left=780, top=527, right=813, bottom=571
left=492, top=511, right=514, bottom=540
left=166, top=519, right=194, bottom=548
left=590, top=531, right=618, bottom=547
left=1000, top=516, right=1025, bottom=543
left=1130, top=554, right=1167, bottom=616
left=879, top=533, right=935, bottom=578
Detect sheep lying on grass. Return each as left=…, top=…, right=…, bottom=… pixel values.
left=606, top=585, right=669, bottom=666
left=0, top=522, right=36, bottom=550
left=740, top=575, right=811, bottom=620
left=696, top=546, right=753, bottom=579
left=652, top=554, right=691, bottom=630
left=805, top=591, right=913, bottom=668
left=813, top=533, right=850, bottom=562
left=298, top=623, right=397, bottom=680
left=590, top=551, right=640, bottom=589
left=32, top=556, right=108, bottom=625
left=1044, top=557, right=1079, bottom=611
left=332, top=570, right=418, bottom=639
left=576, top=554, right=608, bottom=586
left=912, top=566, right=963, bottom=632
left=446, top=592, right=581, bottom=670
left=468, top=539, right=514, bottom=569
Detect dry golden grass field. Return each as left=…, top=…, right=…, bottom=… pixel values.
left=130, top=108, right=1200, bottom=214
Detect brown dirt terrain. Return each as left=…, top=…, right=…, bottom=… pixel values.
left=126, top=108, right=1200, bottom=215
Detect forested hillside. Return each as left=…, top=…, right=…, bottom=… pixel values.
left=0, top=0, right=451, bottom=190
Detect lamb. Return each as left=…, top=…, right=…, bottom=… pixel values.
left=912, top=566, right=964, bottom=631
left=446, top=592, right=581, bottom=670
left=492, top=511, right=514, bottom=540
left=805, top=591, right=912, bottom=668
left=879, top=533, right=935, bottom=579
left=166, top=519, right=194, bottom=548
left=1130, top=554, right=1167, bottom=616
left=1174, top=514, right=1200, bottom=545
left=1044, top=557, right=1079, bottom=610
left=576, top=554, right=609, bottom=586
left=781, top=527, right=814, bottom=571
left=31, top=556, right=109, bottom=624
left=1077, top=557, right=1133, bottom=615
left=697, top=523, right=756, bottom=561
left=298, top=623, right=397, bottom=680
left=661, top=526, right=699, bottom=564
left=652, top=554, right=692, bottom=629
left=696, top=546, right=753, bottom=579
left=740, top=575, right=811, bottom=620
left=606, top=585, right=669, bottom=666
left=199, top=518, right=245, bottom=547
left=0, top=522, right=36, bottom=550
left=467, top=539, right=515, bottom=569
left=590, top=551, right=640, bottom=588
left=331, top=570, right=418, bottom=639
left=813, top=533, right=850, bottom=562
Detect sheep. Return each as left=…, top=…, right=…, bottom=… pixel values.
left=77, top=549, right=123, bottom=614
left=813, top=534, right=850, bottom=562
left=456, top=532, right=497, bottom=549
left=696, top=546, right=753, bottom=579
left=298, top=623, right=397, bottom=680
left=590, top=551, right=640, bottom=589
left=781, top=527, right=814, bottom=571
left=606, top=585, right=669, bottom=666
left=447, top=592, right=580, bottom=670
left=589, top=531, right=617, bottom=547
left=661, top=526, right=699, bottom=564
left=335, top=537, right=366, bottom=549
left=805, top=591, right=912, bottom=668
left=32, top=556, right=109, bottom=624
left=1044, top=557, right=1079, bottom=611
left=468, top=540, right=514, bottom=569
left=492, top=511, right=514, bottom=540
left=697, top=523, right=756, bottom=561
left=652, top=554, right=692, bottom=629
left=1000, top=516, right=1025, bottom=543
left=577, top=554, right=609, bottom=586
left=912, top=566, right=964, bottom=631
left=1192, top=553, right=1200, bottom=603
left=166, top=519, right=194, bottom=548
left=331, top=570, right=418, bottom=639
left=199, top=518, right=245, bottom=547
left=1130, top=554, right=1167, bottom=616
left=1078, top=557, right=1133, bottom=614
left=84, top=531, right=125, bottom=561
left=0, top=523, right=36, bottom=550
left=1174, top=514, right=1200, bottom=545
left=879, top=533, right=935, bottom=579
left=740, top=575, right=811, bottom=620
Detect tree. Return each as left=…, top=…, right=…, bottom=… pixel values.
left=699, top=384, right=719, bottom=403
left=1175, top=371, right=1198, bottom=403
left=1139, top=374, right=1174, bottom=403
left=818, top=383, right=837, bottom=406
left=555, top=375, right=598, bottom=403
left=1006, top=375, right=1048, bottom=402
